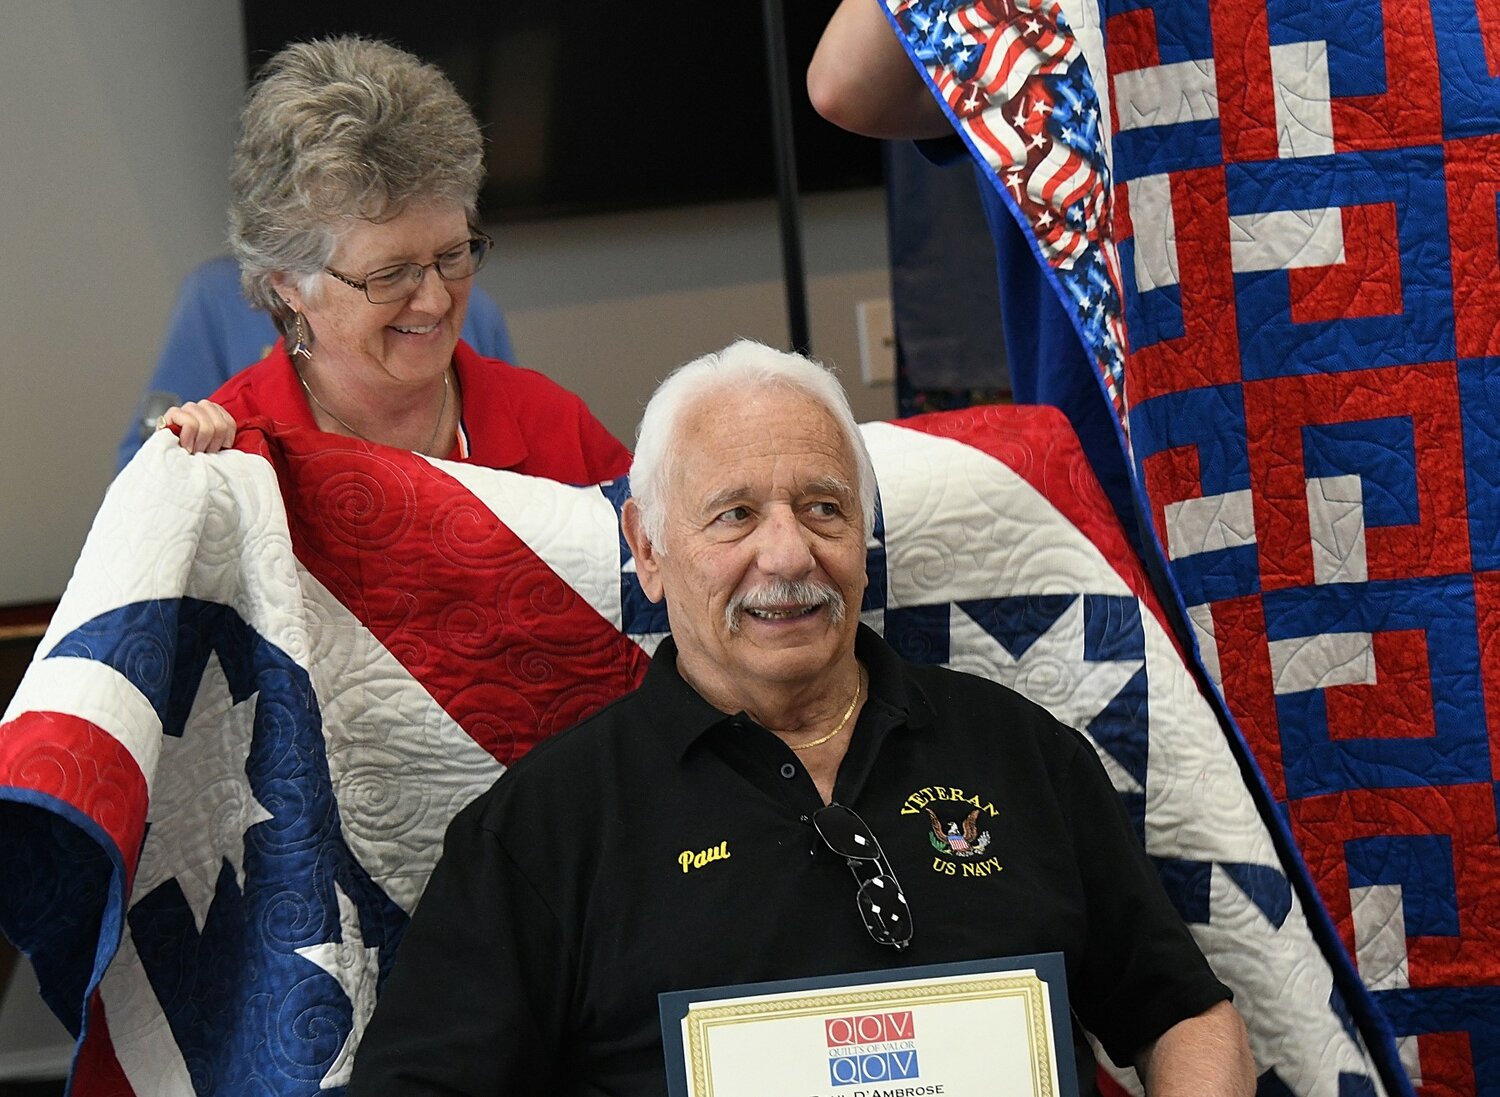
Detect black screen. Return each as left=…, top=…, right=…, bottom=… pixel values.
left=241, top=1, right=885, bottom=222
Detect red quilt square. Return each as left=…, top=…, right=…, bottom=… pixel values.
left=1289, top=203, right=1404, bottom=323
left=1324, top=629, right=1437, bottom=741
left=1446, top=134, right=1500, bottom=359
left=1124, top=166, right=1242, bottom=402
left=1243, top=362, right=1470, bottom=590
left=1290, top=784, right=1500, bottom=984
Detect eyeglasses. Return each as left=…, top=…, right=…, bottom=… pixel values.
left=812, top=803, right=913, bottom=950
left=325, top=232, right=493, bottom=304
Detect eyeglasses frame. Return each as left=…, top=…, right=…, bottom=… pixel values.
left=324, top=231, right=494, bottom=304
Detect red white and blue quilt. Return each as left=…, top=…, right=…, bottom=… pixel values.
left=884, top=0, right=1500, bottom=1093
left=1, top=411, right=1372, bottom=1094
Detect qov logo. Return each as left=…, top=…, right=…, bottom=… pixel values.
left=824, top=1011, right=920, bottom=1086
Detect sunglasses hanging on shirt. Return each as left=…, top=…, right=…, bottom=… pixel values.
left=812, top=803, right=914, bottom=950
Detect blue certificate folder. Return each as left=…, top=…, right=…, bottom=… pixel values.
left=659, top=953, right=1079, bottom=1097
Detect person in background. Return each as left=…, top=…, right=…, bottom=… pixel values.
left=157, top=35, right=629, bottom=483
left=347, top=340, right=1256, bottom=1096
left=807, top=0, right=1145, bottom=560
left=116, top=256, right=514, bottom=471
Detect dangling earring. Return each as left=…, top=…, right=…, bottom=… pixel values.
left=291, top=311, right=312, bottom=360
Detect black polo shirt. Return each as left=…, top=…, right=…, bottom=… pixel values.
left=350, top=626, right=1229, bottom=1096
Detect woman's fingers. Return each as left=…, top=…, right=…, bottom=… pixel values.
left=158, top=401, right=237, bottom=454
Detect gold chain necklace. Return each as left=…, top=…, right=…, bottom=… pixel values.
left=297, top=366, right=450, bottom=455
left=789, top=666, right=866, bottom=751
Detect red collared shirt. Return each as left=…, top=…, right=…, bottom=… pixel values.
left=209, top=339, right=631, bottom=484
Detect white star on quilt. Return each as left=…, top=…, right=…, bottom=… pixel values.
left=946, top=598, right=1144, bottom=794
left=295, top=881, right=380, bottom=1090
left=132, top=652, right=274, bottom=930
left=1199, top=864, right=1373, bottom=1097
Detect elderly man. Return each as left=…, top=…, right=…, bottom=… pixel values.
left=349, top=340, right=1255, bottom=1096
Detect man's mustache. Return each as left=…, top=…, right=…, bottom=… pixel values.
left=725, top=579, right=846, bottom=632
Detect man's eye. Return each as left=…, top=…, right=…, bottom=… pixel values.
left=809, top=502, right=840, bottom=518
left=715, top=507, right=750, bottom=523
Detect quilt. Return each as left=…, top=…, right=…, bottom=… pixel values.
left=1, top=412, right=1384, bottom=1094
left=881, top=0, right=1500, bottom=1092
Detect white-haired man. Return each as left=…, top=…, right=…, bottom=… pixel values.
left=350, top=340, right=1255, bottom=1096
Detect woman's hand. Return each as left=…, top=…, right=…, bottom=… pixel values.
left=158, top=400, right=237, bottom=454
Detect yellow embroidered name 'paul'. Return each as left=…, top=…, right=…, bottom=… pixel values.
left=678, top=841, right=731, bottom=873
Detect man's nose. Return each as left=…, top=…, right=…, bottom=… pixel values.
left=754, top=507, right=815, bottom=576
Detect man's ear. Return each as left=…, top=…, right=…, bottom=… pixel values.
left=621, top=499, right=665, bottom=603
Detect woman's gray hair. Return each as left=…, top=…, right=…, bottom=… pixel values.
left=630, top=339, right=877, bottom=549
left=228, top=35, right=485, bottom=328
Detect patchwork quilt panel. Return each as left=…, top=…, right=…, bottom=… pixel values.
left=0, top=410, right=1380, bottom=1094
left=885, top=0, right=1499, bottom=1092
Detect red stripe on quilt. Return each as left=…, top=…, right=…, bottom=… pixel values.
left=237, top=423, right=649, bottom=767
left=0, top=710, right=146, bottom=880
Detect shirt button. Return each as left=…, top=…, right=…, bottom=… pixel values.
left=780, top=762, right=796, bottom=779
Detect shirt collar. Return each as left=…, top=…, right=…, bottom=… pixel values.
left=855, top=621, right=933, bottom=732
left=639, top=624, right=935, bottom=761
left=265, top=341, right=321, bottom=430
left=636, top=637, right=737, bottom=760
left=450, top=339, right=529, bottom=470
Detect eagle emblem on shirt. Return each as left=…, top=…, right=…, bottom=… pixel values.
left=925, top=807, right=991, bottom=858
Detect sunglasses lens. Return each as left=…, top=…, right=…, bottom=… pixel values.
left=856, top=875, right=912, bottom=947
left=814, top=804, right=881, bottom=861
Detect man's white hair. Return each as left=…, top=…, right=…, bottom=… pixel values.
left=630, top=339, right=877, bottom=549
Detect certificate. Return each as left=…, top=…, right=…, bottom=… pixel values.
left=659, top=954, right=1078, bottom=1097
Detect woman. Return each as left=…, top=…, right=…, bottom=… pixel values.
left=162, top=36, right=630, bottom=483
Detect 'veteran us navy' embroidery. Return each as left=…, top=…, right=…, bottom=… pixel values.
left=902, top=784, right=1002, bottom=877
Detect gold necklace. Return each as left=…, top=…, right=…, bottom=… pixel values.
left=297, top=366, right=451, bottom=455
left=789, top=667, right=866, bottom=751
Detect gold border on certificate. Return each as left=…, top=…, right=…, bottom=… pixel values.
left=680, top=969, right=1059, bottom=1097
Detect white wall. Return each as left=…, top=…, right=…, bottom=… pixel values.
left=0, top=0, right=244, bottom=604
left=0, top=0, right=892, bottom=1067
left=483, top=188, right=895, bottom=447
